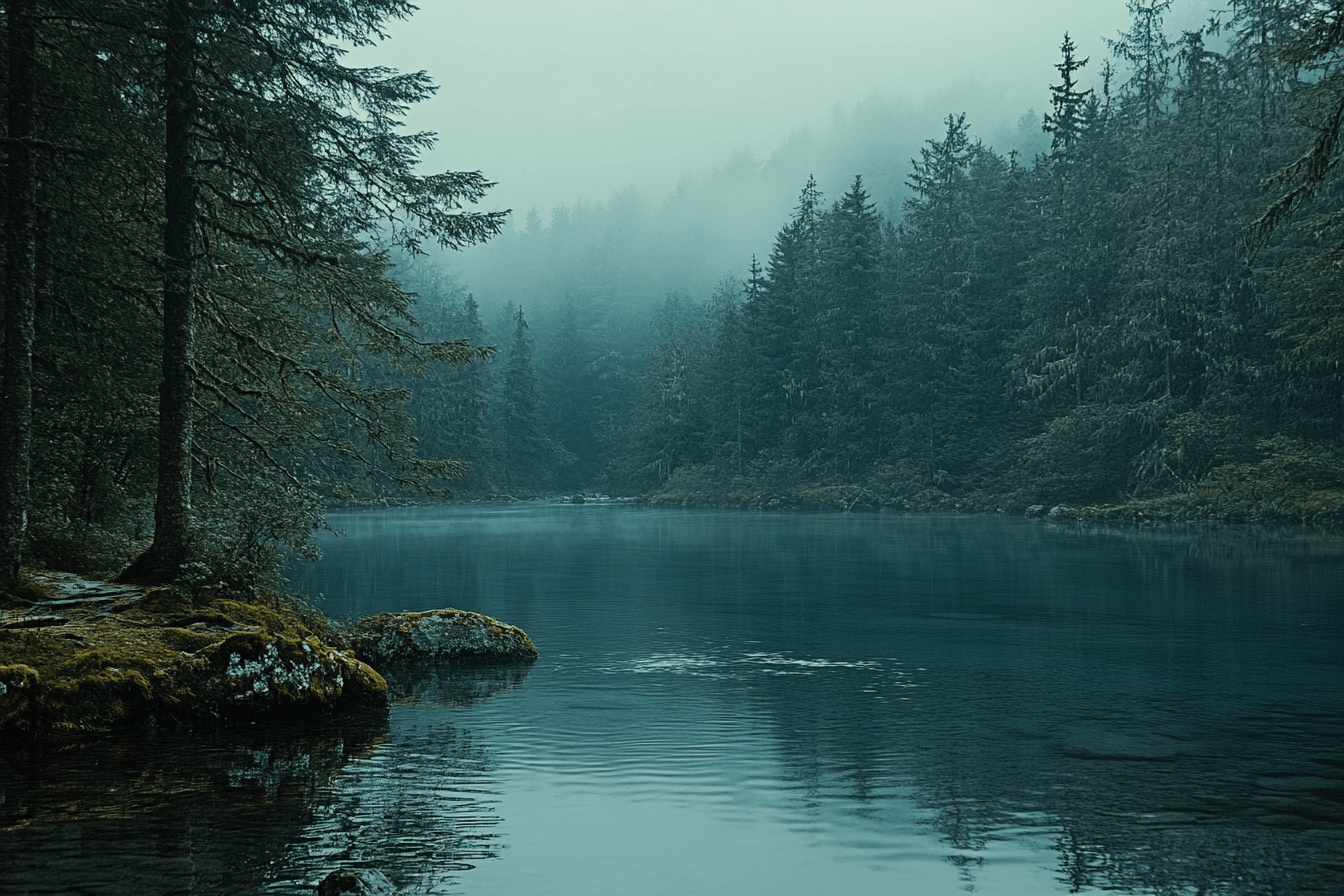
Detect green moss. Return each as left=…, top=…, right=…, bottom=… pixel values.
left=43, top=668, right=155, bottom=733
left=158, top=627, right=227, bottom=653
left=120, top=586, right=196, bottom=619
left=0, top=575, right=388, bottom=737
left=0, top=664, right=40, bottom=733
left=0, top=628, right=80, bottom=670
left=1, top=576, right=57, bottom=610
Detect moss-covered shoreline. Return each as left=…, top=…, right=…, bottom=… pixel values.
left=0, top=573, right=389, bottom=737
left=1, top=568, right=540, bottom=739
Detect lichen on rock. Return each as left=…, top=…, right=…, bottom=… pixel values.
left=2, top=573, right=537, bottom=737
left=197, top=632, right=386, bottom=714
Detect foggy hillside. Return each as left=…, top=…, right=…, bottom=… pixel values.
left=446, top=84, right=1053, bottom=319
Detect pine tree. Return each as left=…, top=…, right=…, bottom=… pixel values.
left=1043, top=34, right=1095, bottom=158
left=1249, top=0, right=1344, bottom=441
left=744, top=176, right=824, bottom=464
left=810, top=175, right=883, bottom=474
left=114, top=0, right=507, bottom=583
left=616, top=295, right=710, bottom=489
left=405, top=275, right=498, bottom=494
left=1108, top=0, right=1175, bottom=130
left=1218, top=0, right=1312, bottom=140
left=499, top=308, right=556, bottom=494
left=542, top=303, right=604, bottom=490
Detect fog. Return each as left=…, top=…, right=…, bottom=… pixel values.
left=352, top=0, right=1219, bottom=219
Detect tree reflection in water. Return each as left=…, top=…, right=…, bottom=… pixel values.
left=0, top=664, right=531, bottom=895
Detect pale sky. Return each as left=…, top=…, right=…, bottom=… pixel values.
left=351, top=0, right=1219, bottom=218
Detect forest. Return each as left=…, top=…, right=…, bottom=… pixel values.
left=415, top=2, right=1344, bottom=521
left=2, top=0, right=1343, bottom=591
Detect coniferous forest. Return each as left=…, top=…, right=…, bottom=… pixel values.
left=3, top=1, right=1344, bottom=590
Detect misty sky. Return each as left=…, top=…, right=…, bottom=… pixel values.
left=353, top=1, right=1221, bottom=221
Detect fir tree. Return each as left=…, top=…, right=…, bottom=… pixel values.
left=1108, top=0, right=1175, bottom=130
left=114, top=0, right=507, bottom=583
left=499, top=308, right=557, bottom=494
left=1043, top=34, right=1095, bottom=158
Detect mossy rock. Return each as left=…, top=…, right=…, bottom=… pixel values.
left=194, top=632, right=386, bottom=715
left=0, top=664, right=40, bottom=733
left=344, top=609, right=538, bottom=669
left=42, top=667, right=158, bottom=731
left=0, top=572, right=388, bottom=736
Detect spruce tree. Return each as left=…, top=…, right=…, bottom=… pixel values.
left=499, top=308, right=556, bottom=494
left=1043, top=34, right=1095, bottom=158
left=1107, top=0, right=1175, bottom=130
left=811, top=175, right=883, bottom=474
left=114, top=0, right=506, bottom=583
left=745, top=176, right=823, bottom=464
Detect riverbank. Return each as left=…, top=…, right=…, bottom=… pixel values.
left=0, top=571, right=536, bottom=737
left=640, top=449, right=1344, bottom=528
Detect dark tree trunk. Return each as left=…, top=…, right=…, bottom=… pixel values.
left=118, top=0, right=198, bottom=584
left=1, top=0, right=39, bottom=589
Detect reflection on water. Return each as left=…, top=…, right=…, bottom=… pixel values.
left=380, top=660, right=533, bottom=706
left=0, top=715, right=389, bottom=895
left=284, top=708, right=503, bottom=892
left=3, top=507, right=1342, bottom=895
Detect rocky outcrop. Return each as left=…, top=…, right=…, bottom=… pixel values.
left=1, top=573, right=542, bottom=737
left=344, top=609, right=538, bottom=669
left=0, top=572, right=387, bottom=736
left=194, top=632, right=387, bottom=715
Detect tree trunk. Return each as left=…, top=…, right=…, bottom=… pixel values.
left=118, top=0, right=198, bottom=584
left=1, top=0, right=39, bottom=590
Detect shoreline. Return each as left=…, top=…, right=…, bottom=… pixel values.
left=0, top=572, right=535, bottom=740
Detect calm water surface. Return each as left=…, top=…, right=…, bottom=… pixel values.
left=2, top=505, right=1342, bottom=895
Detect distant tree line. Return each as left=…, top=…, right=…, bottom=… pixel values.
left=385, top=0, right=1343, bottom=520
left=594, top=1, right=1344, bottom=517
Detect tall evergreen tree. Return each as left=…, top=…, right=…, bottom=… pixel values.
left=1043, top=34, right=1095, bottom=158
left=811, top=175, right=883, bottom=474
left=128, top=0, right=200, bottom=584
left=542, top=303, right=603, bottom=489
left=404, top=275, right=498, bottom=494
left=115, top=0, right=507, bottom=582
left=499, top=308, right=556, bottom=494
left=0, top=0, right=38, bottom=589
left=615, top=295, right=710, bottom=489
left=746, top=176, right=823, bottom=462
left=1108, top=0, right=1175, bottom=129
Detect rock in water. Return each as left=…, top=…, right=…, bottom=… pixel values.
left=316, top=868, right=396, bottom=896
left=344, top=609, right=537, bottom=668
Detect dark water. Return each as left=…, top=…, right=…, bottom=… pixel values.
left=3, top=506, right=1342, bottom=895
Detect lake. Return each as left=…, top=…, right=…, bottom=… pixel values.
left=2, top=505, right=1342, bottom=895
